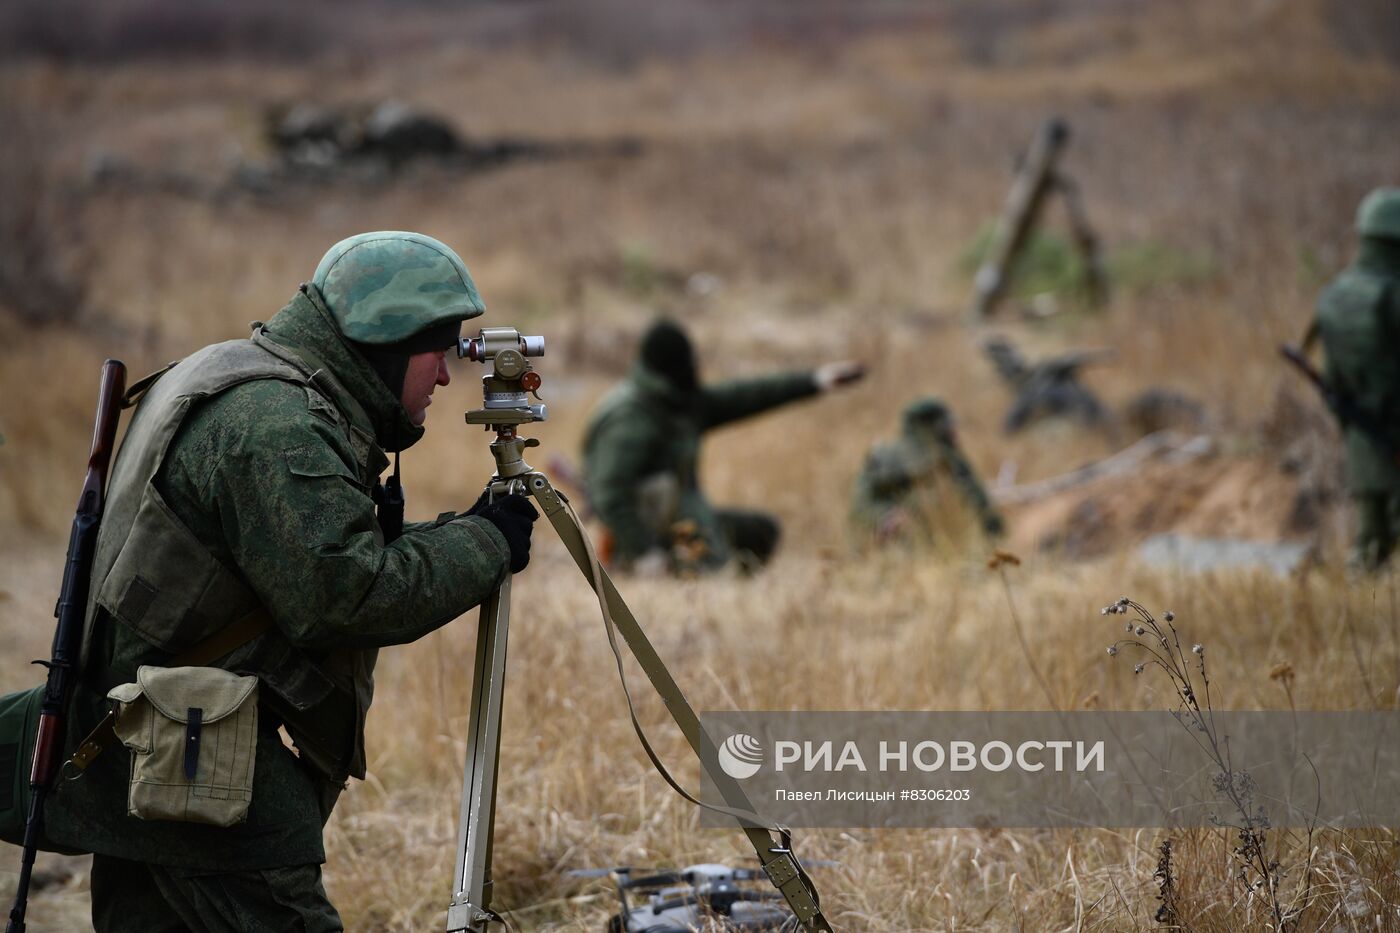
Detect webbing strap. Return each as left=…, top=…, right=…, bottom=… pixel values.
left=120, top=361, right=178, bottom=409
left=526, top=473, right=832, bottom=931
left=64, top=607, right=274, bottom=776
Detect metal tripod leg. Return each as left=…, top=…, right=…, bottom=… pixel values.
left=443, top=467, right=831, bottom=932
left=446, top=576, right=512, bottom=932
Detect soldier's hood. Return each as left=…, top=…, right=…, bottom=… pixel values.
left=262, top=287, right=426, bottom=454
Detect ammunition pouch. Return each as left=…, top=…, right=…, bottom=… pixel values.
left=108, top=666, right=258, bottom=827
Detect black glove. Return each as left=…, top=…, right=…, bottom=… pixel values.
left=475, top=493, right=539, bottom=573
left=466, top=489, right=491, bottom=516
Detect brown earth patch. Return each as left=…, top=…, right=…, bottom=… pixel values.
left=1006, top=453, right=1308, bottom=559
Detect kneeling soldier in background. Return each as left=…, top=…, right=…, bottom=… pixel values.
left=582, top=318, right=864, bottom=574
left=852, top=396, right=1004, bottom=545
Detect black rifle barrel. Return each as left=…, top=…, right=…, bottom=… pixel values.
left=1278, top=343, right=1330, bottom=397
left=7, top=359, right=126, bottom=933
left=1279, top=342, right=1397, bottom=462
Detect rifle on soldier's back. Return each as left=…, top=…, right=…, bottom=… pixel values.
left=1279, top=342, right=1399, bottom=463
left=6, top=360, right=126, bottom=933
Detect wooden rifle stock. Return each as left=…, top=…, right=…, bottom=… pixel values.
left=34, top=360, right=125, bottom=780
left=8, top=359, right=126, bottom=933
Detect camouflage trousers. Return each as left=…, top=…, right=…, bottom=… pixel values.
left=1354, top=491, right=1400, bottom=571
left=632, top=475, right=779, bottom=571
left=90, top=854, right=342, bottom=933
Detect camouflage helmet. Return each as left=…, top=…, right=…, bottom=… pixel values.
left=902, top=396, right=953, bottom=434
left=311, top=231, right=485, bottom=345
left=1356, top=188, right=1400, bottom=241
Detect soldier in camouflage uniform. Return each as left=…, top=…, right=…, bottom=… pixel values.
left=851, top=397, right=1004, bottom=544
left=582, top=319, right=864, bottom=573
left=45, top=232, right=537, bottom=931
left=1313, top=188, right=1400, bottom=571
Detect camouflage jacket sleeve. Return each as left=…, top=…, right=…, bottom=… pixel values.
left=159, top=381, right=511, bottom=651
left=697, top=371, right=820, bottom=431
left=941, top=443, right=1003, bottom=532
left=583, top=403, right=670, bottom=560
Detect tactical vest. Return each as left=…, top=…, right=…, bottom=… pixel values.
left=83, top=332, right=381, bottom=781
left=1316, top=266, right=1400, bottom=491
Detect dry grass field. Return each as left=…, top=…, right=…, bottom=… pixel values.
left=2, top=1, right=1400, bottom=929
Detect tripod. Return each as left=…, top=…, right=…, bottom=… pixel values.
left=443, top=329, right=831, bottom=932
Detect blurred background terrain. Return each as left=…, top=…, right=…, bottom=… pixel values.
left=2, top=0, right=1399, bottom=929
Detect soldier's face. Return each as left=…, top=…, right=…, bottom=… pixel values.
left=401, top=349, right=451, bottom=426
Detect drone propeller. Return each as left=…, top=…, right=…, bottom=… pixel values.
left=619, top=871, right=685, bottom=890
left=565, top=868, right=631, bottom=879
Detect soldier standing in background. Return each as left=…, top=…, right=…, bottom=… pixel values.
left=1312, top=188, right=1400, bottom=571
left=582, top=318, right=864, bottom=574
left=40, top=232, right=536, bottom=931
left=851, top=397, right=1004, bottom=545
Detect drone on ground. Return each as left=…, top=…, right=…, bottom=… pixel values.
left=568, top=862, right=834, bottom=932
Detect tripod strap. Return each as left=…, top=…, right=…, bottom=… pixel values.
left=524, top=473, right=832, bottom=932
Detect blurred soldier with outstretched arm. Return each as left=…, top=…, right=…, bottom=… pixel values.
left=582, top=318, right=864, bottom=574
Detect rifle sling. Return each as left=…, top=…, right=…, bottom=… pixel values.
left=64, top=607, right=273, bottom=775
left=120, top=361, right=178, bottom=409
